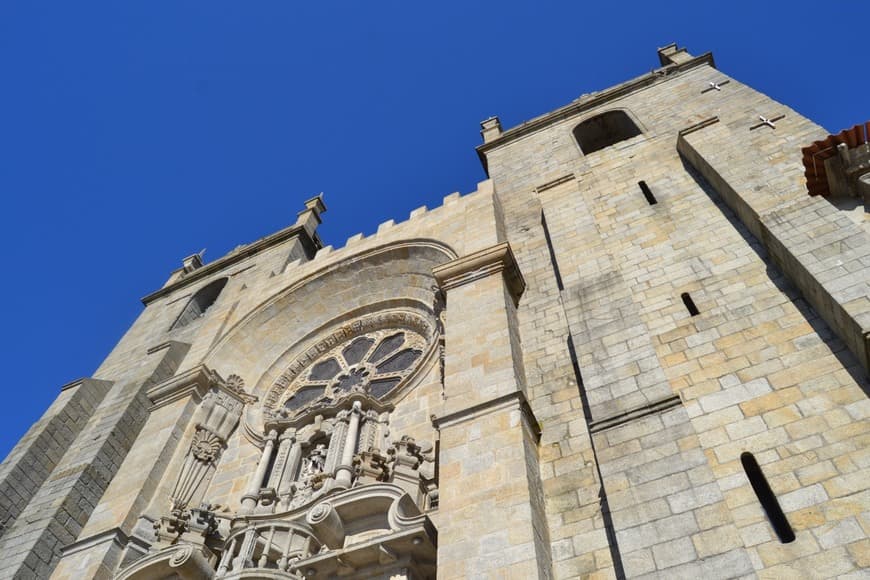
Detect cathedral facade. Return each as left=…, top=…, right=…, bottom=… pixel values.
left=1, top=44, right=868, bottom=579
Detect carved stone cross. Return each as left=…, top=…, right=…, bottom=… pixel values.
left=701, top=79, right=731, bottom=93
left=750, top=114, right=786, bottom=130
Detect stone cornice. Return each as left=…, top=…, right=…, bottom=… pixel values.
left=534, top=173, right=577, bottom=194
left=475, top=52, right=715, bottom=172
left=677, top=116, right=720, bottom=138
left=59, top=376, right=113, bottom=393
left=61, top=527, right=128, bottom=557
left=146, top=364, right=256, bottom=410
left=431, top=391, right=540, bottom=442
left=146, top=365, right=218, bottom=409
left=141, top=222, right=320, bottom=306
left=588, top=394, right=682, bottom=434
left=432, top=242, right=525, bottom=304
left=146, top=340, right=188, bottom=356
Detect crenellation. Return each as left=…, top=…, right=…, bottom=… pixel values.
left=345, top=232, right=364, bottom=245
left=312, top=244, right=333, bottom=260
left=443, top=191, right=461, bottom=205
left=376, top=218, right=395, bottom=233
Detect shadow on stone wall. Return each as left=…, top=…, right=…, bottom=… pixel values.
left=567, top=335, right=627, bottom=580
left=682, top=159, right=870, bottom=397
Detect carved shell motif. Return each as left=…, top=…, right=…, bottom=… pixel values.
left=223, top=373, right=258, bottom=405
left=226, top=373, right=245, bottom=392
left=191, top=428, right=223, bottom=462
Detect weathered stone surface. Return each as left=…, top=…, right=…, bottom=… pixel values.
left=2, top=43, right=868, bottom=579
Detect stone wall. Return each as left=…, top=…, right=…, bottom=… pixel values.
left=479, top=47, right=869, bottom=578
left=1, top=45, right=867, bottom=579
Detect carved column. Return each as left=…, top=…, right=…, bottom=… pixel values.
left=240, top=429, right=277, bottom=514
left=277, top=435, right=303, bottom=510
left=267, top=431, right=294, bottom=490
left=333, top=401, right=362, bottom=489
left=358, top=410, right=378, bottom=452
left=324, top=414, right=347, bottom=476
left=432, top=242, right=552, bottom=578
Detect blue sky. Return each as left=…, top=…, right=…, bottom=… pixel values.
left=1, top=2, right=867, bottom=459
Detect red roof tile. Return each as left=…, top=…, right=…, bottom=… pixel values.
left=802, top=122, right=870, bottom=196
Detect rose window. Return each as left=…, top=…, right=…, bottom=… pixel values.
left=281, top=328, right=426, bottom=412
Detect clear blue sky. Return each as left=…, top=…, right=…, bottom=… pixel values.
left=1, top=2, right=867, bottom=459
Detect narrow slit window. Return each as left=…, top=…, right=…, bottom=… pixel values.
left=741, top=452, right=796, bottom=543
left=639, top=181, right=657, bottom=205
left=681, top=292, right=700, bottom=317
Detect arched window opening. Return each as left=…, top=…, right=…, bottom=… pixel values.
left=573, top=110, right=642, bottom=155
left=741, top=452, right=796, bottom=543
left=171, top=277, right=228, bottom=330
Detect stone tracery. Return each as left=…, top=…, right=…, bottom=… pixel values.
left=263, top=311, right=433, bottom=410
left=280, top=326, right=426, bottom=412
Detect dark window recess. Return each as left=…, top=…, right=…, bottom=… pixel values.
left=681, top=292, right=700, bottom=317
left=309, top=357, right=341, bottom=381
left=376, top=349, right=422, bottom=373
left=573, top=110, right=642, bottom=155
left=370, top=333, right=405, bottom=363
left=639, top=180, right=657, bottom=205
left=369, top=378, right=401, bottom=399
left=171, top=277, right=228, bottom=330
left=284, top=386, right=324, bottom=411
left=741, top=452, right=796, bottom=543
left=342, top=337, right=374, bottom=366
left=541, top=211, right=564, bottom=291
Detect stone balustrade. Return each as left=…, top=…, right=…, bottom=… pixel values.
left=215, top=521, right=320, bottom=578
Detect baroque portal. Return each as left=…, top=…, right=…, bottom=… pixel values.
left=120, top=311, right=439, bottom=580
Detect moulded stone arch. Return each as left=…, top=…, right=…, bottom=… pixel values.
left=572, top=108, right=644, bottom=155
left=169, top=276, right=229, bottom=330
left=202, top=240, right=455, bottom=404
